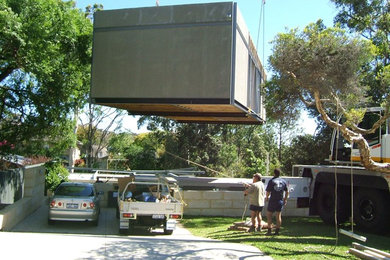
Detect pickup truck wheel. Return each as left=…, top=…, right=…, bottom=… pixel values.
left=164, top=229, right=173, bottom=235
left=119, top=220, right=134, bottom=235
left=91, top=217, right=99, bottom=227
left=119, top=228, right=127, bottom=235
left=164, top=220, right=173, bottom=235
left=127, top=220, right=135, bottom=234
left=317, top=184, right=349, bottom=224
left=353, top=189, right=389, bottom=234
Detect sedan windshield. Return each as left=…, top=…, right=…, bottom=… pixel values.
left=55, top=185, right=94, bottom=196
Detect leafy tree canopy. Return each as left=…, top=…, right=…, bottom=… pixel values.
left=331, top=0, right=390, bottom=108
left=0, top=0, right=92, bottom=159
left=132, top=117, right=280, bottom=177
left=269, top=20, right=390, bottom=173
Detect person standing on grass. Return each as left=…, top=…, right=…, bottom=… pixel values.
left=244, top=173, right=265, bottom=232
left=265, top=168, right=289, bottom=236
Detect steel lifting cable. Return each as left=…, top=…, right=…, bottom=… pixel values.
left=305, top=108, right=340, bottom=255
left=338, top=141, right=366, bottom=242
left=305, top=105, right=340, bottom=255
left=338, top=136, right=366, bottom=241
left=331, top=101, right=341, bottom=249
left=164, top=151, right=229, bottom=177
left=333, top=120, right=340, bottom=248
left=350, top=142, right=354, bottom=234
left=256, top=0, right=266, bottom=64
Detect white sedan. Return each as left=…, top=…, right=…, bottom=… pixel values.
left=48, top=182, right=102, bottom=226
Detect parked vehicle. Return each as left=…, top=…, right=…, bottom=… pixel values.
left=117, top=174, right=183, bottom=235
left=48, top=182, right=103, bottom=226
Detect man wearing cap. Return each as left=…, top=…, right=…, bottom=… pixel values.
left=265, top=168, right=289, bottom=236
left=244, top=173, right=265, bottom=232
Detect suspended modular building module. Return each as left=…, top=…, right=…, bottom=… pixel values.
left=91, top=2, right=266, bottom=124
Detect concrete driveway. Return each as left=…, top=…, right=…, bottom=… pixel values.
left=2, top=204, right=272, bottom=259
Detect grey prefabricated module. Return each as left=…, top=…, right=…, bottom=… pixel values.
left=91, top=2, right=266, bottom=124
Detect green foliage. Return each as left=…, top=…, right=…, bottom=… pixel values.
left=124, top=133, right=161, bottom=170
left=269, top=21, right=374, bottom=111
left=108, top=132, right=135, bottom=158
left=332, top=0, right=390, bottom=106
left=268, top=21, right=382, bottom=171
left=265, top=76, right=301, bottom=124
left=77, top=104, right=125, bottom=167
left=281, top=134, right=331, bottom=174
left=0, top=0, right=92, bottom=158
left=107, top=121, right=280, bottom=177
left=44, top=160, right=69, bottom=192
left=344, top=108, right=366, bottom=128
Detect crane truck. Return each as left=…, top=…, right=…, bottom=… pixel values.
left=293, top=107, right=390, bottom=234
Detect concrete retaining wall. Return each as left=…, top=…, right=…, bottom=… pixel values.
left=0, top=164, right=45, bottom=231
left=181, top=190, right=309, bottom=217
left=0, top=168, right=24, bottom=205
left=95, top=185, right=309, bottom=217
left=94, top=182, right=117, bottom=208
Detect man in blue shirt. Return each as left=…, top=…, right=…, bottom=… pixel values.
left=265, top=168, right=289, bottom=236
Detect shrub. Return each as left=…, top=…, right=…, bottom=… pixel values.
left=45, top=161, right=69, bottom=192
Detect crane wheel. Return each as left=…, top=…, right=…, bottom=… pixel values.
left=353, top=189, right=389, bottom=234
left=317, top=184, right=349, bottom=224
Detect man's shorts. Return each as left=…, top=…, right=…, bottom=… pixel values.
left=249, top=204, right=263, bottom=212
left=267, top=200, right=283, bottom=212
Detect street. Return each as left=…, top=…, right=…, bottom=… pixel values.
left=0, top=204, right=272, bottom=259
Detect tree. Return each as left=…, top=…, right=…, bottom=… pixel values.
left=124, top=132, right=162, bottom=170
left=136, top=115, right=281, bottom=176
left=269, top=21, right=390, bottom=173
left=78, top=104, right=125, bottom=168
left=106, top=132, right=135, bottom=170
left=108, top=132, right=135, bottom=158
left=282, top=134, right=331, bottom=174
left=0, top=0, right=92, bottom=160
left=331, top=0, right=390, bottom=105
left=265, top=76, right=302, bottom=161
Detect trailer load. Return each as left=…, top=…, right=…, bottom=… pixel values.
left=90, top=2, right=266, bottom=124
left=117, top=175, right=183, bottom=235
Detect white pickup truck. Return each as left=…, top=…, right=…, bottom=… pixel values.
left=117, top=175, right=183, bottom=235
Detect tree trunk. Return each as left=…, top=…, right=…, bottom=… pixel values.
left=69, top=108, right=79, bottom=172
left=313, top=90, right=390, bottom=173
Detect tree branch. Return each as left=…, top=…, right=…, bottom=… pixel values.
left=315, top=90, right=390, bottom=173
left=0, top=66, right=15, bottom=82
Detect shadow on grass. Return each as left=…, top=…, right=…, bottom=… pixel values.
left=262, top=244, right=348, bottom=259
left=182, top=216, right=390, bottom=259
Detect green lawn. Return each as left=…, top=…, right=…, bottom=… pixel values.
left=181, top=216, right=390, bottom=260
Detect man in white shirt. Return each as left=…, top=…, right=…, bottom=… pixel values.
left=244, top=173, right=265, bottom=232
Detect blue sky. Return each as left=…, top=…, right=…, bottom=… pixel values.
left=76, top=0, right=338, bottom=134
